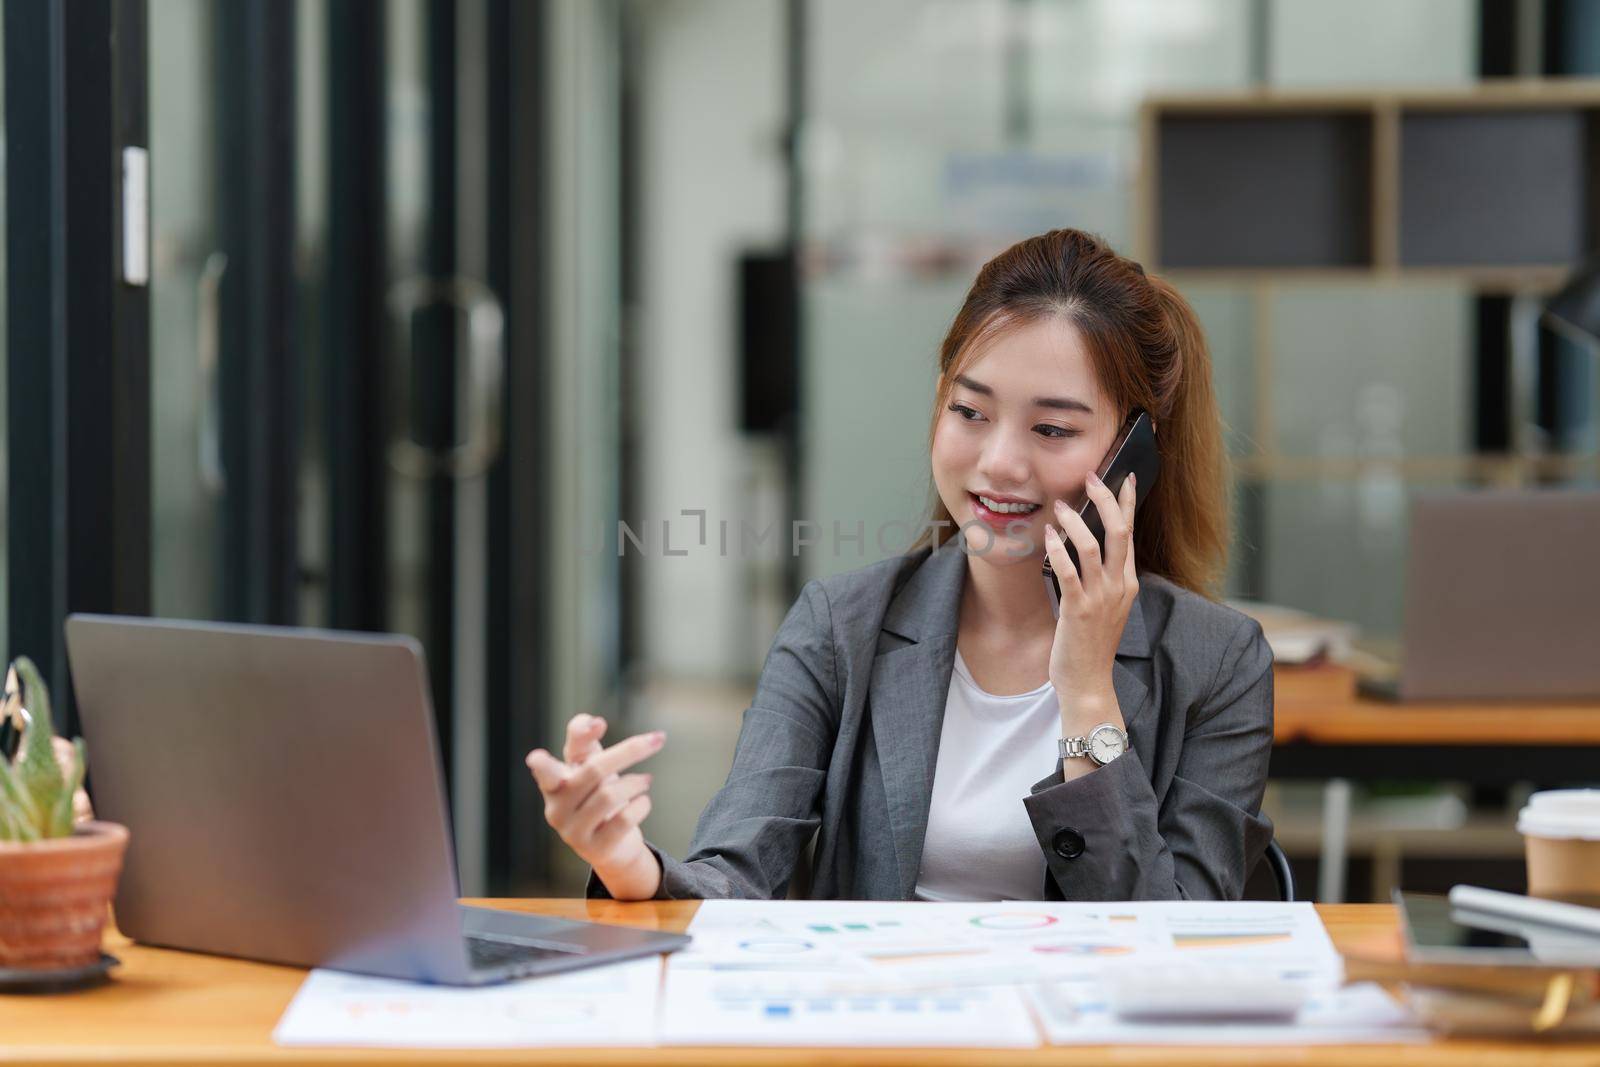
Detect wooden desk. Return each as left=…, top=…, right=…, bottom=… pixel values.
left=1271, top=666, right=1600, bottom=783
left=2, top=899, right=1596, bottom=1065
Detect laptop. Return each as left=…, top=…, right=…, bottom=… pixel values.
left=1358, top=488, right=1600, bottom=702
left=64, top=614, right=689, bottom=986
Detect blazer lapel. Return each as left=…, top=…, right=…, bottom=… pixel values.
left=869, top=535, right=1159, bottom=900
left=869, top=537, right=965, bottom=900
left=1112, top=596, right=1155, bottom=755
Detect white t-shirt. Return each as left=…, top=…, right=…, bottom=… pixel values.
left=912, top=648, right=1062, bottom=902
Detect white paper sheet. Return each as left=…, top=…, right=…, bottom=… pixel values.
left=679, top=899, right=1345, bottom=990
left=272, top=957, right=662, bottom=1048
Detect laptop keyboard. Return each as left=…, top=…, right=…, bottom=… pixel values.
left=465, top=934, right=588, bottom=972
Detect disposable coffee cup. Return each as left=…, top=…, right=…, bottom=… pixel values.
left=1517, top=789, right=1600, bottom=906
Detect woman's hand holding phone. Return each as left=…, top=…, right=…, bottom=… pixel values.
left=525, top=715, right=665, bottom=900
left=1044, top=471, right=1139, bottom=740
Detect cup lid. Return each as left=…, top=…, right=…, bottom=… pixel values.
left=1518, top=789, right=1600, bottom=840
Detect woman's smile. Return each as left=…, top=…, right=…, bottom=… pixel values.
left=969, top=491, right=1043, bottom=530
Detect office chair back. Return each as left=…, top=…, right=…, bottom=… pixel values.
left=1265, top=838, right=1295, bottom=902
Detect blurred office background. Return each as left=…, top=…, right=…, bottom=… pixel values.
left=3, top=0, right=1597, bottom=898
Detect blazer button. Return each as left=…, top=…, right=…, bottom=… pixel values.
left=1052, top=827, right=1086, bottom=860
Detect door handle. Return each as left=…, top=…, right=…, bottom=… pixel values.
left=386, top=276, right=506, bottom=480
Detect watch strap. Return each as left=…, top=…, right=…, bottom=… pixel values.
left=1058, top=735, right=1090, bottom=760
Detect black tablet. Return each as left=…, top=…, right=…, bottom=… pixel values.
left=1396, top=891, right=1600, bottom=967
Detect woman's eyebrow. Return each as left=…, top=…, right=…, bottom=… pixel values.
left=953, top=374, right=1093, bottom=414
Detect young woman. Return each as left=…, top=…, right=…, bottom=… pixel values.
left=526, top=228, right=1274, bottom=902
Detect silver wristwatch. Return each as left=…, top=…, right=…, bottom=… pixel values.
left=1059, top=722, right=1128, bottom=766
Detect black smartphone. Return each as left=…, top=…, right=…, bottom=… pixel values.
left=1043, top=409, right=1161, bottom=618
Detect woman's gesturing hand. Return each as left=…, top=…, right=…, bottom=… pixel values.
left=1044, top=471, right=1139, bottom=731
left=525, top=714, right=666, bottom=898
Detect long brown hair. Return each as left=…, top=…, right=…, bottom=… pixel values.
left=908, top=228, right=1229, bottom=598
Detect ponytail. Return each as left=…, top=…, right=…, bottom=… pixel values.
left=1141, top=275, right=1229, bottom=597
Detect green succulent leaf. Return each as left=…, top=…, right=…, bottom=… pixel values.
left=2, top=657, right=79, bottom=840
left=0, top=758, right=42, bottom=841
left=13, top=659, right=65, bottom=806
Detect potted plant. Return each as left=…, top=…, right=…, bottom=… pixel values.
left=0, top=657, right=127, bottom=984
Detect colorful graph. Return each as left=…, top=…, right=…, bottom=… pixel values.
left=1172, top=931, right=1293, bottom=949
left=738, top=938, right=816, bottom=954
left=969, top=912, right=1059, bottom=931
left=864, top=947, right=988, bottom=965
left=1029, top=941, right=1133, bottom=957
left=805, top=920, right=904, bottom=934
left=717, top=992, right=977, bottom=1018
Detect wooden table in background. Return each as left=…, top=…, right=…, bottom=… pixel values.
left=3, top=899, right=1598, bottom=1065
left=1271, top=665, right=1600, bottom=783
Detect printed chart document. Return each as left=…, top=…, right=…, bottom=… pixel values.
left=662, top=900, right=1419, bottom=1047
left=273, top=957, right=661, bottom=1048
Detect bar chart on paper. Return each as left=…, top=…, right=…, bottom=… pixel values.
left=657, top=899, right=1374, bottom=1047
left=659, top=980, right=1040, bottom=1047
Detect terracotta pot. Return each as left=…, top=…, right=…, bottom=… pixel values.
left=0, top=821, right=129, bottom=970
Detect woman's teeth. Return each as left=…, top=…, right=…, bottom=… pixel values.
left=976, top=494, right=1040, bottom=515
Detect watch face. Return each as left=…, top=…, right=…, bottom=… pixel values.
left=1088, top=726, right=1126, bottom=764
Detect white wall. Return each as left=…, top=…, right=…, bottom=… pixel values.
left=1270, top=0, right=1476, bottom=87
left=634, top=0, right=788, bottom=679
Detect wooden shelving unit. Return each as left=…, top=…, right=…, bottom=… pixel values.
left=1135, top=79, right=1600, bottom=484
left=1138, top=79, right=1600, bottom=284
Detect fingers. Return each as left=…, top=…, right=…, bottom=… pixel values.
left=1084, top=471, right=1131, bottom=581
left=1053, top=496, right=1103, bottom=590
left=553, top=730, right=666, bottom=814
left=1049, top=469, right=1140, bottom=611
left=590, top=793, right=653, bottom=852
left=528, top=730, right=662, bottom=876
left=1042, top=523, right=1083, bottom=599
left=525, top=748, right=572, bottom=795
left=570, top=772, right=654, bottom=839
left=580, top=730, right=666, bottom=782
left=563, top=713, right=608, bottom=765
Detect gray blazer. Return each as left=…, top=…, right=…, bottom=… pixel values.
left=587, top=534, right=1275, bottom=902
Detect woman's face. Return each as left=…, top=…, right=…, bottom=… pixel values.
left=931, top=314, right=1122, bottom=565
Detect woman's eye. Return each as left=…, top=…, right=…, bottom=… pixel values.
left=948, top=402, right=981, bottom=421
left=949, top=403, right=1079, bottom=439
